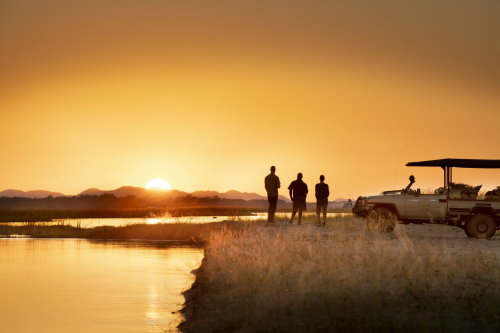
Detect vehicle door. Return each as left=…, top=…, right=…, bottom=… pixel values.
left=387, top=193, right=408, bottom=219
left=405, top=193, right=441, bottom=220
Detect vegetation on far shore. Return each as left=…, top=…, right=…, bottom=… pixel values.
left=180, top=215, right=500, bottom=333
left=0, top=207, right=263, bottom=222
left=0, top=206, right=352, bottom=222
left=0, top=193, right=290, bottom=210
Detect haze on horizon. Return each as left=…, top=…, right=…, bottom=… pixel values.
left=1, top=0, right=499, bottom=199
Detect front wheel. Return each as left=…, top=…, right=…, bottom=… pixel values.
left=465, top=214, right=496, bottom=239
left=367, top=208, right=397, bottom=233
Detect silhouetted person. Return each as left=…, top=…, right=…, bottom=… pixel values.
left=288, top=173, right=308, bottom=225
left=315, top=175, right=329, bottom=227
left=404, top=175, right=416, bottom=193
left=265, top=166, right=281, bottom=223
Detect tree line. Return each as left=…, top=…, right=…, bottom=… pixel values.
left=0, top=194, right=291, bottom=210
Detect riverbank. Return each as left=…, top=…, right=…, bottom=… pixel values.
left=0, top=221, right=249, bottom=243
left=179, top=215, right=500, bottom=332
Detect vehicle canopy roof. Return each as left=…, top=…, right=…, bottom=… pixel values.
left=406, top=158, right=500, bottom=169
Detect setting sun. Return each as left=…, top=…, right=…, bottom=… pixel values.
left=145, top=178, right=172, bottom=190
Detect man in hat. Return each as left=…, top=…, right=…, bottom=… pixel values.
left=288, top=173, right=308, bottom=225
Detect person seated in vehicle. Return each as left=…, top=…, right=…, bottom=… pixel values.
left=403, top=175, right=416, bottom=193
left=484, top=187, right=500, bottom=201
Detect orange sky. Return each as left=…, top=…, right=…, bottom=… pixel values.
left=1, top=0, right=499, bottom=198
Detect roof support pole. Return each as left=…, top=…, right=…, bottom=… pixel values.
left=442, top=166, right=446, bottom=188
left=446, top=166, right=450, bottom=219
left=446, top=167, right=451, bottom=192
left=447, top=166, right=451, bottom=192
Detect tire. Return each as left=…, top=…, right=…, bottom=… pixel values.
left=367, top=208, right=397, bottom=233
left=464, top=225, right=471, bottom=238
left=465, top=214, right=496, bottom=239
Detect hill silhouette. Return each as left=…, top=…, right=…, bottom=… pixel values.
left=77, top=186, right=187, bottom=198
left=77, top=187, right=292, bottom=202
left=1, top=186, right=292, bottom=202
left=0, top=189, right=67, bottom=198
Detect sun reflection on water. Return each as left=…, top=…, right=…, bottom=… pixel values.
left=146, top=284, right=160, bottom=327
left=146, top=218, right=162, bottom=224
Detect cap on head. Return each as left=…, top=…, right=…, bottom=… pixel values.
left=320, top=175, right=325, bottom=181
left=297, top=173, right=303, bottom=180
left=270, top=166, right=276, bottom=172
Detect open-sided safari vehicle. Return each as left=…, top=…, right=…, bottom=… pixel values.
left=353, top=158, right=500, bottom=238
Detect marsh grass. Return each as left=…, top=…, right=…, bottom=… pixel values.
left=0, top=222, right=234, bottom=242
left=182, top=216, right=500, bottom=332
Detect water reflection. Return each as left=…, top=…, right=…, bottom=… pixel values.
left=0, top=239, right=203, bottom=333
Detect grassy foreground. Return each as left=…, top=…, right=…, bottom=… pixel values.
left=180, top=215, right=500, bottom=333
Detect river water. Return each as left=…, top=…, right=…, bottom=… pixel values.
left=0, top=239, right=204, bottom=333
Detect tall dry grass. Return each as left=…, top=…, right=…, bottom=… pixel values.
left=183, top=216, right=500, bottom=332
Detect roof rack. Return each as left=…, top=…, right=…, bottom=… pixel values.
left=406, top=158, right=500, bottom=190
left=406, top=158, right=500, bottom=169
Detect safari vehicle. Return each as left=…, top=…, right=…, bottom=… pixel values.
left=353, top=158, right=500, bottom=238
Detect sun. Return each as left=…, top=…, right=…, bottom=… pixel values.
left=145, top=178, right=172, bottom=190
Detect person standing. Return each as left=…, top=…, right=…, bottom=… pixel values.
left=265, top=166, right=281, bottom=223
left=315, top=175, right=330, bottom=227
left=288, top=173, right=308, bottom=225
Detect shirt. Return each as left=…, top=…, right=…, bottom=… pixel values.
left=265, top=173, right=281, bottom=196
left=315, top=182, right=330, bottom=201
left=288, top=180, right=308, bottom=198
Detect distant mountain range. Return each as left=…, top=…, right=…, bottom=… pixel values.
left=0, top=187, right=351, bottom=203
left=0, top=187, right=296, bottom=203
left=0, top=189, right=67, bottom=199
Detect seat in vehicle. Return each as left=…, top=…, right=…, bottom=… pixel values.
left=460, top=185, right=482, bottom=200
left=484, top=187, right=500, bottom=201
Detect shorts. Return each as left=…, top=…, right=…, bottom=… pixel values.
left=316, top=201, right=328, bottom=216
left=293, top=196, right=307, bottom=212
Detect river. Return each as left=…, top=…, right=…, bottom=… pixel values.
left=0, top=239, right=203, bottom=333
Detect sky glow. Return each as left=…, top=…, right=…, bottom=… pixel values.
left=1, top=1, right=499, bottom=197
